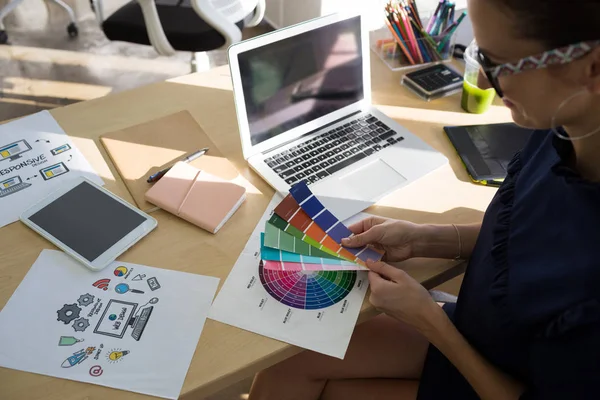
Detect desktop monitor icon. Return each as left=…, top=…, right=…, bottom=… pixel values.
left=93, top=299, right=153, bottom=341
left=0, top=140, right=32, bottom=162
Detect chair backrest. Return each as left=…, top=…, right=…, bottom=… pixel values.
left=96, top=0, right=263, bottom=56
left=207, top=0, right=259, bottom=24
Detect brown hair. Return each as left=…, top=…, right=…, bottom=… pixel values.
left=494, top=0, right=600, bottom=48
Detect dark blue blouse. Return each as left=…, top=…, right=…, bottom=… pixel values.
left=418, top=130, right=600, bottom=399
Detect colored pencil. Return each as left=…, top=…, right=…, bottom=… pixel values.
left=426, top=0, right=445, bottom=33
left=392, top=11, right=417, bottom=62
left=382, top=0, right=462, bottom=66
left=397, top=6, right=423, bottom=63
left=437, top=11, right=467, bottom=52
left=420, top=29, right=444, bottom=60
left=384, top=14, right=416, bottom=64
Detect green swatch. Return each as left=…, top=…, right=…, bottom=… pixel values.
left=264, top=223, right=340, bottom=260
left=267, top=214, right=343, bottom=259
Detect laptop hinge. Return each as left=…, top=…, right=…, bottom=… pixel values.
left=262, top=110, right=363, bottom=155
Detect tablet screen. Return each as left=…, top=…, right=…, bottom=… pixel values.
left=29, top=181, right=147, bottom=261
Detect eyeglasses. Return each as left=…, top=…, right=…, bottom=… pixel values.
left=477, top=40, right=600, bottom=98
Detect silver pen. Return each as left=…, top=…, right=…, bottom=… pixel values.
left=147, top=147, right=209, bottom=183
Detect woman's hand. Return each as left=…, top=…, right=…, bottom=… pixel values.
left=341, top=216, right=423, bottom=262
left=343, top=217, right=483, bottom=261
left=366, top=260, right=443, bottom=334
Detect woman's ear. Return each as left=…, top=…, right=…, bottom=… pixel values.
left=584, top=47, right=600, bottom=94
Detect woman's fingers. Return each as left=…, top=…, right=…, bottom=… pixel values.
left=366, top=260, right=405, bottom=282
left=342, top=225, right=383, bottom=247
left=347, top=216, right=386, bottom=235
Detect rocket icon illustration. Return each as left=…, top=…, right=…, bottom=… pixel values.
left=61, top=348, right=90, bottom=368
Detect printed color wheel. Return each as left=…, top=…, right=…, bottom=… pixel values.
left=259, top=261, right=356, bottom=310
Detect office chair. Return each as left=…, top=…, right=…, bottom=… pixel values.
left=0, top=0, right=79, bottom=44
left=92, top=0, right=265, bottom=68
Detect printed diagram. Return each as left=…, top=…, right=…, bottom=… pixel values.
left=73, top=317, right=90, bottom=332
left=61, top=347, right=95, bottom=368
left=57, top=303, right=81, bottom=324
left=140, top=297, right=159, bottom=309
left=93, top=279, right=110, bottom=291
left=0, top=140, right=32, bottom=162
left=50, top=144, right=71, bottom=156
left=89, top=365, right=103, bottom=377
left=107, top=349, right=130, bottom=363
left=58, top=336, right=84, bottom=346
left=0, top=176, right=31, bottom=198
left=132, top=274, right=146, bottom=281
left=258, top=261, right=357, bottom=310
left=57, top=294, right=95, bottom=332
left=77, top=293, right=95, bottom=307
left=115, top=283, right=144, bottom=295
left=40, top=162, right=70, bottom=180
left=114, top=266, right=128, bottom=277
left=146, top=277, right=161, bottom=291
left=93, top=299, right=155, bottom=341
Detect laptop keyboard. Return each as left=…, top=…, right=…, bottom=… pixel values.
left=0, top=182, right=31, bottom=197
left=265, top=114, right=404, bottom=186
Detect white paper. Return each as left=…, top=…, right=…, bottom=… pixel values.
left=317, top=195, right=375, bottom=222
left=209, top=194, right=370, bottom=359
left=0, top=111, right=103, bottom=228
left=0, top=250, right=220, bottom=400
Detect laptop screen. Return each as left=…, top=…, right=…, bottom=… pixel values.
left=237, top=16, right=364, bottom=146
left=1, top=176, right=21, bottom=189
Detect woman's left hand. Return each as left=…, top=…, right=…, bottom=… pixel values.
left=367, top=260, right=444, bottom=334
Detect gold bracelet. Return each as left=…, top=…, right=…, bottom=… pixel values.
left=451, top=224, right=462, bottom=261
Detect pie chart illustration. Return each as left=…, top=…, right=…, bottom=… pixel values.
left=113, top=266, right=128, bottom=277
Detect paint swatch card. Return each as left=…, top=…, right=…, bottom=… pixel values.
left=0, top=250, right=219, bottom=399
left=209, top=194, right=370, bottom=359
left=261, top=234, right=366, bottom=271
left=263, top=260, right=364, bottom=272
left=289, top=182, right=384, bottom=263
left=264, top=222, right=340, bottom=260
left=273, top=183, right=384, bottom=265
left=267, top=214, right=343, bottom=259
left=274, top=194, right=360, bottom=263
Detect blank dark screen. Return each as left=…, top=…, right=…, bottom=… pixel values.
left=29, top=181, right=147, bottom=261
left=238, top=16, right=363, bottom=145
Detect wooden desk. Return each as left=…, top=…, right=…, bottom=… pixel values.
left=0, top=57, right=512, bottom=399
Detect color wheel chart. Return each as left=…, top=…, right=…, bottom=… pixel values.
left=259, top=261, right=357, bottom=310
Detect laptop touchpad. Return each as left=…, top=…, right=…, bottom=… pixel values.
left=339, top=159, right=406, bottom=200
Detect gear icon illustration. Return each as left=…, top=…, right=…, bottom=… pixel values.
left=72, top=317, right=90, bottom=332
left=57, top=303, right=82, bottom=324
left=77, top=293, right=95, bottom=307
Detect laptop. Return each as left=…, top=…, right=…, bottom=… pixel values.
left=444, top=123, right=533, bottom=186
left=0, top=176, right=32, bottom=198
left=228, top=13, right=448, bottom=219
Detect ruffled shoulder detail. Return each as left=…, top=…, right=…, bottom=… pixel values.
left=541, top=298, right=600, bottom=338
left=488, top=151, right=522, bottom=315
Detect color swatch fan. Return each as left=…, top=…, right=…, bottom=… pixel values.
left=261, top=182, right=384, bottom=272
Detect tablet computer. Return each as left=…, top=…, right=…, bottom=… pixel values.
left=444, top=123, right=533, bottom=185
left=21, top=177, right=157, bottom=271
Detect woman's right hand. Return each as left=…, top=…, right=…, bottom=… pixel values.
left=341, top=216, right=424, bottom=262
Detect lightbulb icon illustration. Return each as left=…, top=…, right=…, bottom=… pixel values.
left=107, top=349, right=130, bottom=363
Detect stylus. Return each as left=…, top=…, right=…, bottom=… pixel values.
left=147, top=147, right=209, bottom=183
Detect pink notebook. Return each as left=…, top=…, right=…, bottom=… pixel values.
left=145, top=162, right=246, bottom=233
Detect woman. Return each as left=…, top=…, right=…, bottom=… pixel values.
left=248, top=0, right=600, bottom=399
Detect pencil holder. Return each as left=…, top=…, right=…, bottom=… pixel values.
left=370, top=27, right=455, bottom=71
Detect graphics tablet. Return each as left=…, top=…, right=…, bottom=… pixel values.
left=21, top=177, right=157, bottom=271
left=444, top=123, right=534, bottom=186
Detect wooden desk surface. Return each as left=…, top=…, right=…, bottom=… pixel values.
left=0, top=57, right=512, bottom=399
